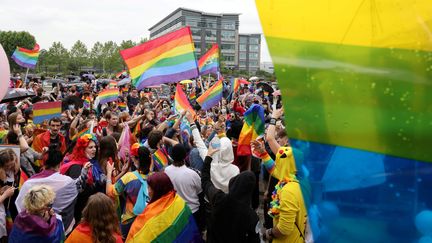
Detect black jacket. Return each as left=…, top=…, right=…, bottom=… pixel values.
left=202, top=156, right=260, bottom=243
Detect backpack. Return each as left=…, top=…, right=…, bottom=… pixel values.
left=132, top=170, right=149, bottom=215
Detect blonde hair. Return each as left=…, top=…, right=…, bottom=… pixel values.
left=24, top=185, right=55, bottom=214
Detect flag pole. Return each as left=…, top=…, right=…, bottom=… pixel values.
left=24, top=68, right=30, bottom=84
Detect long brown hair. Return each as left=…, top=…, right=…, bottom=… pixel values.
left=98, top=135, right=119, bottom=174
left=81, top=193, right=120, bottom=243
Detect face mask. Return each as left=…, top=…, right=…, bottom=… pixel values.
left=68, top=105, right=75, bottom=110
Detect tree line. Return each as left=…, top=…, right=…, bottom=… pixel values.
left=0, top=30, right=275, bottom=79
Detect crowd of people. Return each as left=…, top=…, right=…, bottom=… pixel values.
left=0, top=73, right=308, bottom=243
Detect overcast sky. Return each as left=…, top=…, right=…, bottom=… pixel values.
left=0, top=0, right=272, bottom=62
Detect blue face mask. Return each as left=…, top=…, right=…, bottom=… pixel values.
left=68, top=105, right=75, bottom=110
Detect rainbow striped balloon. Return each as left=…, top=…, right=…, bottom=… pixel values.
left=11, top=43, right=40, bottom=69
left=196, top=78, right=223, bottom=110
left=174, top=83, right=196, bottom=116
left=198, top=44, right=219, bottom=75
left=120, top=27, right=198, bottom=90
left=98, top=88, right=119, bottom=105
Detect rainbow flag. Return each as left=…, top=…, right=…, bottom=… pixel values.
left=98, top=88, right=119, bottom=105
left=109, top=80, right=117, bottom=88
left=18, top=169, right=28, bottom=190
left=118, top=102, right=127, bottom=111
left=237, top=104, right=265, bottom=156
left=11, top=43, right=40, bottom=69
left=33, top=101, right=62, bottom=124
left=174, top=83, right=196, bottom=116
left=152, top=147, right=170, bottom=171
left=116, top=70, right=128, bottom=78
left=70, top=127, right=90, bottom=142
left=189, top=91, right=196, bottom=100
left=198, top=44, right=219, bottom=75
left=126, top=192, right=201, bottom=243
left=120, top=27, right=199, bottom=90
left=196, top=78, right=223, bottom=110
left=230, top=77, right=249, bottom=94
left=83, top=96, right=91, bottom=109
left=122, top=87, right=129, bottom=93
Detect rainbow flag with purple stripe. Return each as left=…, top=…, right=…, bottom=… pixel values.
left=152, top=147, right=170, bottom=171
left=83, top=96, right=91, bottom=109
left=98, top=88, right=119, bottom=105
left=118, top=102, right=127, bottom=111
left=33, top=101, right=62, bottom=124
left=196, top=78, right=223, bottom=110
left=120, top=27, right=199, bottom=90
left=198, top=44, right=219, bottom=75
left=174, top=83, right=196, bottom=116
left=11, top=44, right=40, bottom=69
left=237, top=104, right=265, bottom=156
left=126, top=192, right=201, bottom=242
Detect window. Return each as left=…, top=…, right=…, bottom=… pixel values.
left=185, top=17, right=199, bottom=27
left=223, top=55, right=235, bottom=62
left=205, top=30, right=217, bottom=40
left=239, top=44, right=247, bottom=51
left=191, top=28, right=201, bottom=38
left=222, top=21, right=235, bottom=30
left=239, top=52, right=247, bottom=59
left=205, top=18, right=217, bottom=28
left=239, top=61, right=246, bottom=67
left=249, top=53, right=258, bottom=59
left=249, top=45, right=259, bottom=52
left=221, top=43, right=235, bottom=50
left=221, top=31, right=235, bottom=41
left=249, top=61, right=258, bottom=66
left=250, top=38, right=260, bottom=44
left=239, top=37, right=247, bottom=44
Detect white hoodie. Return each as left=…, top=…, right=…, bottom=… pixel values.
left=210, top=137, right=240, bottom=193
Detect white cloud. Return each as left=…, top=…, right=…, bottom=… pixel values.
left=0, top=0, right=271, bottom=62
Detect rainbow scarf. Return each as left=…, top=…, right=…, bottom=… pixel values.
left=237, top=104, right=265, bottom=156
left=196, top=78, right=223, bottom=110
left=33, top=101, right=62, bottom=124
left=174, top=83, right=196, bottom=116
left=11, top=43, right=40, bottom=69
left=98, top=88, right=119, bottom=105
left=198, top=44, right=219, bottom=75
left=152, top=147, right=170, bottom=171
left=126, top=192, right=201, bottom=243
left=120, top=27, right=199, bottom=90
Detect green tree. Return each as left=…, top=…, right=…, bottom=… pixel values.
left=70, top=40, right=89, bottom=71
left=119, top=40, right=136, bottom=69
left=138, top=37, right=148, bottom=44
left=102, top=41, right=121, bottom=73
left=46, top=42, right=69, bottom=73
left=0, top=31, right=36, bottom=71
left=90, top=41, right=104, bottom=70
left=37, top=49, right=48, bottom=74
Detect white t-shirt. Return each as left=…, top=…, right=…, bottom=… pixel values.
left=164, top=165, right=202, bottom=213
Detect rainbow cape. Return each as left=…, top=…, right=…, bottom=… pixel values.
left=98, top=88, right=119, bottom=105
left=33, top=101, right=62, bottom=124
left=11, top=43, right=40, bottom=69
left=152, top=147, right=170, bottom=171
left=237, top=104, right=265, bottom=156
left=126, top=191, right=201, bottom=243
left=198, top=44, right=219, bottom=75
left=196, top=78, right=223, bottom=110
left=120, top=27, right=199, bottom=90
left=174, top=83, right=196, bottom=116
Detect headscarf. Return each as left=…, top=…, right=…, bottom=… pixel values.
left=211, top=137, right=240, bottom=193
left=147, top=172, right=174, bottom=203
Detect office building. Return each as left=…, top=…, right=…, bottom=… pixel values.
left=238, top=34, right=261, bottom=73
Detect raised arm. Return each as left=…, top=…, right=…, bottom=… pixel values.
left=266, top=108, right=283, bottom=155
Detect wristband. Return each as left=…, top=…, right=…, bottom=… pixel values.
left=269, top=118, right=277, bottom=125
